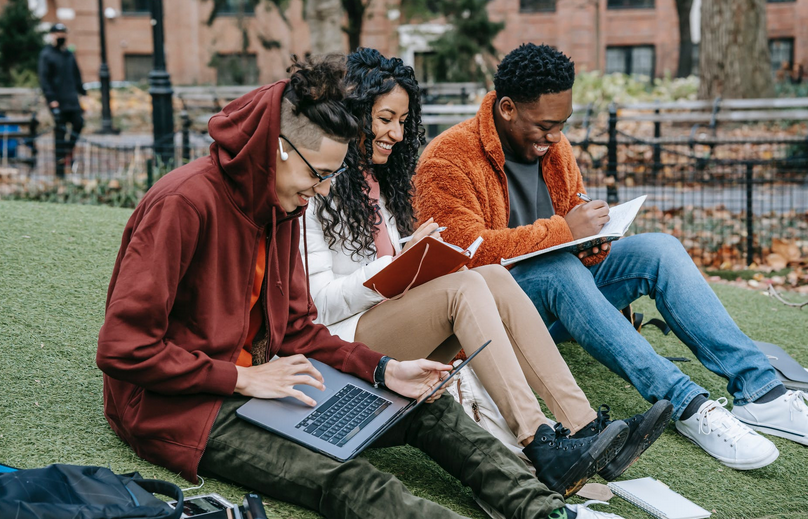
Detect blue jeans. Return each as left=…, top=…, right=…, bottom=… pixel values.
left=510, top=233, right=781, bottom=420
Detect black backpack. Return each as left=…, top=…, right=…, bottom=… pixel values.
left=0, top=464, right=184, bottom=519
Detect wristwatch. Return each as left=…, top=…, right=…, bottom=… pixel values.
left=373, top=356, right=393, bottom=388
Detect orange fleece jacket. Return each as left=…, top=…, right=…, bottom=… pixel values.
left=414, top=91, right=609, bottom=268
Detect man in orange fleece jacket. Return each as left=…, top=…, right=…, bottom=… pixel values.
left=415, top=43, right=808, bottom=471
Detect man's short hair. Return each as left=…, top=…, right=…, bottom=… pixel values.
left=50, top=23, right=68, bottom=33
left=494, top=43, right=575, bottom=104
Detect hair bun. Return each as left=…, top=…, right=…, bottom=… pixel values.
left=287, top=54, right=348, bottom=110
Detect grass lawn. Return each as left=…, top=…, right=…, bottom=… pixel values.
left=1, top=199, right=807, bottom=519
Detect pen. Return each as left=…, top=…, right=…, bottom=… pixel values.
left=398, top=226, right=447, bottom=244
left=577, top=192, right=592, bottom=203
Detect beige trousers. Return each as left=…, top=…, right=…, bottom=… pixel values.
left=355, top=265, right=597, bottom=443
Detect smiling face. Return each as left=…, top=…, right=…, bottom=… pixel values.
left=274, top=135, right=348, bottom=213
left=494, top=89, right=573, bottom=164
left=369, top=85, right=410, bottom=165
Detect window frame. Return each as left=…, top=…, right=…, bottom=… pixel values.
left=606, top=0, right=655, bottom=10
left=519, top=0, right=556, bottom=13
left=215, top=0, right=256, bottom=16
left=120, top=0, right=151, bottom=15
left=605, top=44, right=656, bottom=78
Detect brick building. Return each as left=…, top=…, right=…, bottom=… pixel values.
left=401, top=0, right=808, bottom=80
left=19, top=0, right=399, bottom=86
left=5, top=0, right=807, bottom=86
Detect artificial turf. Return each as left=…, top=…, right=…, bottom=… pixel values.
left=1, top=200, right=807, bottom=518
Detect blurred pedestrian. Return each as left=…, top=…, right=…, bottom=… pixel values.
left=790, top=63, right=804, bottom=85
left=38, top=23, right=86, bottom=178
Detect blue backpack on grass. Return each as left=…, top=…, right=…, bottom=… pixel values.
left=0, top=463, right=184, bottom=519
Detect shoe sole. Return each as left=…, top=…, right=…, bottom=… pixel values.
left=733, top=416, right=808, bottom=446
left=675, top=423, right=780, bottom=470
left=598, top=400, right=674, bottom=481
left=555, top=422, right=628, bottom=498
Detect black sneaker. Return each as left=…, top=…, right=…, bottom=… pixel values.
left=524, top=421, right=628, bottom=498
left=574, top=400, right=673, bottom=481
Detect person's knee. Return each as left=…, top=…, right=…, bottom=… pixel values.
left=513, top=253, right=592, bottom=290
left=451, top=269, right=491, bottom=298
left=474, top=264, right=513, bottom=286
left=630, top=233, right=692, bottom=268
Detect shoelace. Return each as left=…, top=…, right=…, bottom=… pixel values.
left=785, top=390, right=808, bottom=421
left=698, top=397, right=751, bottom=446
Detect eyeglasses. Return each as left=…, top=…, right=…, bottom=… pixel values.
left=279, top=135, right=348, bottom=186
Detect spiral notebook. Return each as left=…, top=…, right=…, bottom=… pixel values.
left=607, top=478, right=711, bottom=519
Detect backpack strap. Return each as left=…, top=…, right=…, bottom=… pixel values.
left=133, top=479, right=184, bottom=519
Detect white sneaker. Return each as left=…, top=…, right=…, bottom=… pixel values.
left=675, top=397, right=779, bottom=470
left=566, top=500, right=625, bottom=518
left=732, top=390, right=808, bottom=446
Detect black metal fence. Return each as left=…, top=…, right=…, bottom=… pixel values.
left=4, top=106, right=808, bottom=269
left=569, top=130, right=808, bottom=268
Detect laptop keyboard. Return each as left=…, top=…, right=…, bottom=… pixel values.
left=295, top=384, right=392, bottom=447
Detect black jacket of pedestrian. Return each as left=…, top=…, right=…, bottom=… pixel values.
left=38, top=45, right=86, bottom=111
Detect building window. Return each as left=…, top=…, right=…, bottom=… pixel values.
left=520, top=0, right=556, bottom=13
left=605, top=45, right=655, bottom=77
left=121, top=0, right=150, bottom=14
left=607, top=0, right=654, bottom=9
left=769, top=38, right=794, bottom=76
left=215, top=54, right=258, bottom=85
left=124, top=54, right=153, bottom=83
left=216, top=0, right=256, bottom=15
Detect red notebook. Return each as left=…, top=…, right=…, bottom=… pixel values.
left=363, top=236, right=484, bottom=299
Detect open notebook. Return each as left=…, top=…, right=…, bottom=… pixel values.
left=364, top=236, right=483, bottom=299
left=608, top=478, right=711, bottom=519
left=501, top=195, right=647, bottom=267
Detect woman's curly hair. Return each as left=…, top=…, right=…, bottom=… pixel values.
left=314, top=48, right=425, bottom=259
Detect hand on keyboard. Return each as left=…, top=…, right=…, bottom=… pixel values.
left=234, top=354, right=325, bottom=406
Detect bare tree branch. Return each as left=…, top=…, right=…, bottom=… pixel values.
left=767, top=285, right=808, bottom=309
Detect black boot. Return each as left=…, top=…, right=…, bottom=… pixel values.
left=524, top=421, right=628, bottom=498
left=574, top=400, right=673, bottom=481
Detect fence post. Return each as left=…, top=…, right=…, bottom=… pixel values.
left=146, top=157, right=153, bottom=190
left=653, top=104, right=661, bottom=177
left=606, top=103, right=619, bottom=204
left=29, top=111, right=38, bottom=168
left=181, top=110, right=191, bottom=163
left=745, top=162, right=754, bottom=266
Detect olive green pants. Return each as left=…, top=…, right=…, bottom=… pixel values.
left=199, top=394, right=565, bottom=519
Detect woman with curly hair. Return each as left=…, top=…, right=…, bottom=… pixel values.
left=302, top=48, right=671, bottom=499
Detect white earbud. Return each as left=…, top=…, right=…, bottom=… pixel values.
left=278, top=138, right=289, bottom=161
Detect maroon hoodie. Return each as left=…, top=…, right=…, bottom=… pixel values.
left=96, top=80, right=383, bottom=481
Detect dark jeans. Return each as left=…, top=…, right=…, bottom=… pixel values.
left=200, top=394, right=564, bottom=519
left=53, top=108, right=83, bottom=177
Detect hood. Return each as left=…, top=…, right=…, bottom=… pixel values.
left=208, top=79, right=289, bottom=227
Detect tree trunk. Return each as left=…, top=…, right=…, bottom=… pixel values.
left=306, top=0, right=345, bottom=55
left=675, top=0, right=693, bottom=77
left=342, top=0, right=367, bottom=52
left=699, top=0, right=773, bottom=99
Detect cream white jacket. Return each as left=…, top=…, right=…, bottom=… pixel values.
left=301, top=197, right=403, bottom=342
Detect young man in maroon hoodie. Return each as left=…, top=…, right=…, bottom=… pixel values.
left=96, top=56, right=618, bottom=519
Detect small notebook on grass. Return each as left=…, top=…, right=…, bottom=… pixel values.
left=501, top=195, right=647, bottom=267
left=608, top=477, right=711, bottom=519
left=363, top=235, right=483, bottom=299
left=755, top=340, right=808, bottom=391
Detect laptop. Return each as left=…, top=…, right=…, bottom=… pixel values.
left=236, top=341, right=490, bottom=462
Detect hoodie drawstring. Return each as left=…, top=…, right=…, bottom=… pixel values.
left=270, top=208, right=283, bottom=296
left=302, top=211, right=313, bottom=316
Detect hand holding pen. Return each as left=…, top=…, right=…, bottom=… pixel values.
left=399, top=218, right=445, bottom=252
left=570, top=192, right=610, bottom=258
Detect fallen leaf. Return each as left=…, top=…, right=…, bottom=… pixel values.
left=766, top=253, right=788, bottom=270
left=772, top=238, right=801, bottom=264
